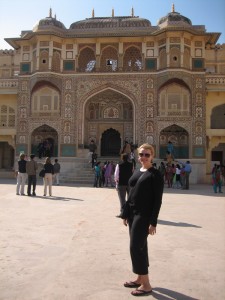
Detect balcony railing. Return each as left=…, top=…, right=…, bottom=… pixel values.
left=0, top=79, right=18, bottom=88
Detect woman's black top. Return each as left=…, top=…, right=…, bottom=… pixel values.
left=44, top=163, right=54, bottom=174
left=128, top=167, right=163, bottom=226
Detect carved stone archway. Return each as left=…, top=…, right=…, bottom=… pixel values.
left=83, top=89, right=133, bottom=154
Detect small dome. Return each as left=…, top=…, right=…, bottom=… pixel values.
left=70, top=16, right=151, bottom=30
left=33, top=8, right=66, bottom=32
left=158, top=5, right=192, bottom=28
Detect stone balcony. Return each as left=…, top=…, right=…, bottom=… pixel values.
left=206, top=75, right=225, bottom=91
left=0, top=78, right=18, bottom=94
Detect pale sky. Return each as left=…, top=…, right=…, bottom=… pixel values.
left=0, top=0, right=224, bottom=49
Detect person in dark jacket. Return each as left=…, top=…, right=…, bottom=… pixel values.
left=16, top=153, right=27, bottom=195
left=26, top=154, right=38, bottom=196
left=43, top=157, right=54, bottom=196
left=53, top=159, right=61, bottom=185
left=122, top=143, right=163, bottom=296
left=114, top=153, right=133, bottom=217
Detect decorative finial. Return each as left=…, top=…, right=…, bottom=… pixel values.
left=54, top=14, right=57, bottom=19
left=49, top=7, right=52, bottom=18
left=172, top=3, right=175, bottom=12
left=112, top=8, right=114, bottom=17
left=92, top=8, right=95, bottom=18
left=131, top=6, right=134, bottom=17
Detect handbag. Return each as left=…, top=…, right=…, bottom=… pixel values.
left=39, top=169, right=45, bottom=177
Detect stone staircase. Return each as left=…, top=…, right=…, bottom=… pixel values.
left=59, top=156, right=121, bottom=185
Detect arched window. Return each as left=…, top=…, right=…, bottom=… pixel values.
left=123, top=46, right=142, bottom=71
left=211, top=104, right=225, bottom=129
left=100, top=46, right=118, bottom=72
left=78, top=47, right=96, bottom=72
left=32, top=86, right=60, bottom=115
left=159, top=83, right=190, bottom=116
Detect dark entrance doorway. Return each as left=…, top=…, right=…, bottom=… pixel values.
left=0, top=142, right=14, bottom=169
left=31, top=125, right=58, bottom=157
left=101, top=128, right=121, bottom=156
left=212, top=151, right=223, bottom=165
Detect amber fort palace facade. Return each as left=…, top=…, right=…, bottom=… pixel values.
left=0, top=5, right=224, bottom=183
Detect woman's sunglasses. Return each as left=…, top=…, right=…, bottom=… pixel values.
left=138, top=153, right=151, bottom=158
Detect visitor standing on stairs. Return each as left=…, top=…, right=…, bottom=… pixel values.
left=88, top=140, right=97, bottom=163
left=104, top=161, right=114, bottom=187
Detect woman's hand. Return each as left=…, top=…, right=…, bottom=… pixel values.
left=149, top=225, right=156, bottom=235
left=123, top=219, right=128, bottom=226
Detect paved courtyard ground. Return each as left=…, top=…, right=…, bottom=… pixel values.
left=0, top=179, right=224, bottom=300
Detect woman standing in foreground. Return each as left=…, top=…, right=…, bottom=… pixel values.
left=43, top=157, right=54, bottom=196
left=122, top=143, right=164, bottom=296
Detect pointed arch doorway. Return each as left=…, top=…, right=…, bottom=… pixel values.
left=83, top=88, right=134, bottom=156
left=101, top=128, right=121, bottom=156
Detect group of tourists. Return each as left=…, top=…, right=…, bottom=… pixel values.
left=91, top=140, right=136, bottom=188
left=93, top=160, right=116, bottom=188
left=158, top=160, right=192, bottom=190
left=15, top=153, right=61, bottom=197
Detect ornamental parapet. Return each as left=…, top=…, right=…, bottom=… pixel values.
left=0, top=79, right=18, bottom=88
left=206, top=76, right=225, bottom=85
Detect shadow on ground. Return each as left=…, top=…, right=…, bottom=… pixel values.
left=158, top=219, right=202, bottom=228
left=152, top=287, right=199, bottom=300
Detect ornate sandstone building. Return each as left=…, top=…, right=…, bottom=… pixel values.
left=0, top=6, right=224, bottom=182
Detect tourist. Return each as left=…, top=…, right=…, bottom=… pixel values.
left=88, top=140, right=97, bottom=162
left=177, top=160, right=192, bottom=189
left=121, top=143, right=163, bottom=296
left=43, top=157, right=54, bottom=196
left=114, top=153, right=133, bottom=217
left=165, top=163, right=173, bottom=188
left=167, top=141, right=174, bottom=158
left=104, top=161, right=114, bottom=187
left=175, top=164, right=182, bottom=188
left=16, top=153, right=27, bottom=195
left=120, top=141, right=131, bottom=159
left=53, top=159, right=61, bottom=185
left=212, top=164, right=223, bottom=193
left=26, top=154, right=38, bottom=196
left=93, top=162, right=101, bottom=188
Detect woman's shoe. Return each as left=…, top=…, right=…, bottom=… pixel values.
left=124, top=281, right=141, bottom=288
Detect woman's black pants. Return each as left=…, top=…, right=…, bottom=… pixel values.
left=128, top=214, right=150, bottom=275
